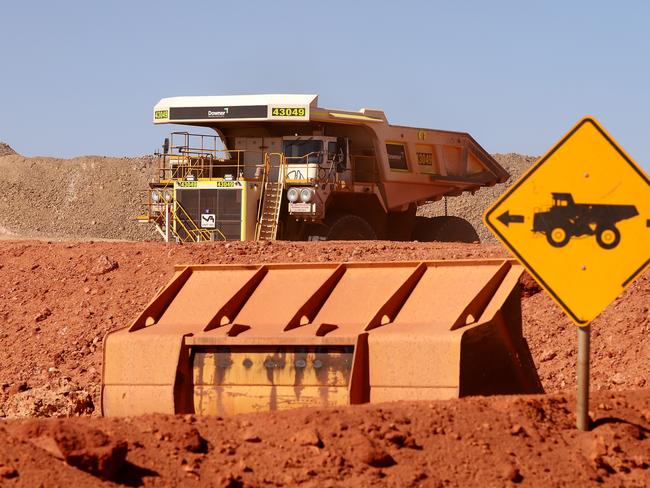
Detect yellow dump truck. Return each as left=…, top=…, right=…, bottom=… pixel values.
left=144, top=94, right=508, bottom=242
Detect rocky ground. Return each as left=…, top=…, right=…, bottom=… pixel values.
left=0, top=239, right=647, bottom=486
left=418, top=153, right=538, bottom=242
left=0, top=144, right=534, bottom=243
left=1, top=390, right=648, bottom=487
left=0, top=146, right=157, bottom=241
left=0, top=142, right=647, bottom=486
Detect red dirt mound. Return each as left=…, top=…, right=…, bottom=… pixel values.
left=0, top=240, right=647, bottom=420
left=1, top=390, right=648, bottom=486
left=0, top=239, right=647, bottom=486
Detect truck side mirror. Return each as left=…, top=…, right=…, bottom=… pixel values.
left=163, top=138, right=170, bottom=155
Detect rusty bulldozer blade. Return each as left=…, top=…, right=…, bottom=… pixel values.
left=101, top=259, right=542, bottom=417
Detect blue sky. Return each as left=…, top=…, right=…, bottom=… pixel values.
left=1, top=1, right=648, bottom=170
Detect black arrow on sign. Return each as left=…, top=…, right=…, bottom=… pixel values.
left=497, top=210, right=525, bottom=227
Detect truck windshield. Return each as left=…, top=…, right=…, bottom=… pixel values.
left=283, top=139, right=323, bottom=164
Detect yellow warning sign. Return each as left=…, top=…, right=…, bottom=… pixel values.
left=484, top=117, right=650, bottom=325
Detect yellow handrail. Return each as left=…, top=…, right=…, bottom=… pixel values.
left=254, top=153, right=270, bottom=240
left=254, top=153, right=286, bottom=240
left=160, top=151, right=264, bottom=182
left=172, top=200, right=226, bottom=242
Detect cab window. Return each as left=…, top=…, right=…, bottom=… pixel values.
left=282, top=140, right=323, bottom=164
left=386, top=143, right=409, bottom=171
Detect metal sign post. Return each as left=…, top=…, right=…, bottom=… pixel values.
left=576, top=325, right=591, bottom=431
left=484, top=116, right=650, bottom=431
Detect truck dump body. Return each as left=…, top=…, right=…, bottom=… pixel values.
left=102, top=259, right=542, bottom=417
left=144, top=94, right=508, bottom=242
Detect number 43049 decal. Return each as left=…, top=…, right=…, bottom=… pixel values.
left=271, top=107, right=306, bottom=117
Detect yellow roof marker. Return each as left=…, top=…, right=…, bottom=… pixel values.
left=328, top=112, right=384, bottom=122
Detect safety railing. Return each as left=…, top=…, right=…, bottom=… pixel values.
left=171, top=200, right=227, bottom=242
left=168, top=131, right=222, bottom=157
left=156, top=132, right=263, bottom=181
left=255, top=153, right=272, bottom=232
left=141, top=197, right=229, bottom=243
left=158, top=151, right=343, bottom=185
left=157, top=152, right=266, bottom=182
left=254, top=153, right=286, bottom=240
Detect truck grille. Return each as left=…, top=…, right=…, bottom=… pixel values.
left=176, top=188, right=242, bottom=240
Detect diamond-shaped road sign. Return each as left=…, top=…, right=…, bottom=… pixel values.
left=484, top=117, right=650, bottom=325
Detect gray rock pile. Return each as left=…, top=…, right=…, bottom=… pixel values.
left=418, top=153, right=537, bottom=242
left=0, top=146, right=535, bottom=243
left=0, top=153, right=158, bottom=241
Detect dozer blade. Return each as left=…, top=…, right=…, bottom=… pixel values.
left=101, top=259, right=542, bottom=417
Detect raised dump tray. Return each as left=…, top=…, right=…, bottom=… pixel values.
left=102, top=260, right=542, bottom=417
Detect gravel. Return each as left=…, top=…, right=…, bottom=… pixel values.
left=0, top=148, right=535, bottom=242
left=0, top=153, right=158, bottom=241
left=418, top=153, right=538, bottom=242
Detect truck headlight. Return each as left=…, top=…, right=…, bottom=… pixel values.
left=151, top=190, right=161, bottom=203
left=287, top=188, right=299, bottom=203
left=300, top=188, right=314, bottom=203
left=163, top=190, right=172, bottom=202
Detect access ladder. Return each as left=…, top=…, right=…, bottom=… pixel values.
left=255, top=154, right=285, bottom=240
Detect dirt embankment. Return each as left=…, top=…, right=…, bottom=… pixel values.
left=0, top=239, right=647, bottom=420
left=0, top=239, right=646, bottom=486
left=1, top=390, right=648, bottom=487
left=0, top=152, right=157, bottom=241
left=0, top=150, right=535, bottom=243
left=0, top=146, right=647, bottom=486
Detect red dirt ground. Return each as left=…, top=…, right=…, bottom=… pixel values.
left=0, top=239, right=648, bottom=486
left=1, top=390, right=649, bottom=487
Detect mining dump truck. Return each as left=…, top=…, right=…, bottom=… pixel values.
left=142, top=94, right=508, bottom=242
left=102, top=259, right=543, bottom=417
left=533, top=193, right=639, bottom=249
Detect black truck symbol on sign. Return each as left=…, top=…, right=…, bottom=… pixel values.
left=533, top=193, right=638, bottom=249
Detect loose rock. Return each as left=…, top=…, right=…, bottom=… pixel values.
left=4, top=378, right=94, bottom=418
left=91, top=255, right=119, bottom=275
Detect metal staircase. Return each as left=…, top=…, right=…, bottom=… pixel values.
left=255, top=155, right=285, bottom=240
left=171, top=201, right=216, bottom=242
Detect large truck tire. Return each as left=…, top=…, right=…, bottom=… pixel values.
left=387, top=203, right=417, bottom=241
left=326, top=215, right=377, bottom=240
left=302, top=222, right=329, bottom=241
left=412, top=216, right=480, bottom=243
